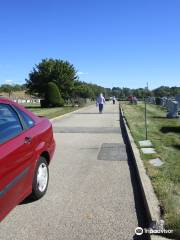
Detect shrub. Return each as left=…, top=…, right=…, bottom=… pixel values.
left=46, top=82, right=64, bottom=107
left=155, top=97, right=161, bottom=105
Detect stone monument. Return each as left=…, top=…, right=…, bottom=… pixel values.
left=167, top=100, right=179, bottom=118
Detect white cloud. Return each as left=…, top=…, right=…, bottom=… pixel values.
left=77, top=71, right=88, bottom=75
left=5, top=79, right=13, bottom=85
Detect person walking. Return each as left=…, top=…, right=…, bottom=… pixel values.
left=112, top=96, right=116, bottom=104
left=96, top=93, right=105, bottom=113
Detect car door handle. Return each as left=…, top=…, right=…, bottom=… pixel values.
left=24, top=136, right=32, bottom=144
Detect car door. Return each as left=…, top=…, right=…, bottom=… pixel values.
left=0, top=103, right=36, bottom=221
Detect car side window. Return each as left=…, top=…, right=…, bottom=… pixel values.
left=0, top=103, right=23, bottom=144
left=13, top=107, right=35, bottom=129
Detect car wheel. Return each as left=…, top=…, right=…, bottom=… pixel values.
left=31, top=156, right=49, bottom=200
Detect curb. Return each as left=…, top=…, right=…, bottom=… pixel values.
left=119, top=106, right=173, bottom=240
left=50, top=104, right=94, bottom=122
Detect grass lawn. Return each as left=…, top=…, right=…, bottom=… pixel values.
left=121, top=101, right=180, bottom=235
left=24, top=105, right=84, bottom=119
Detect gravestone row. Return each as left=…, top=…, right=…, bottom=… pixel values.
left=146, top=94, right=180, bottom=118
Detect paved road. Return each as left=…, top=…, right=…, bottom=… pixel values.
left=0, top=102, right=145, bottom=240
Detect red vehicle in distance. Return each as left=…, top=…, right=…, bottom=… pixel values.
left=0, top=98, right=55, bottom=222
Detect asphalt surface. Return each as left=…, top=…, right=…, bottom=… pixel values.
left=0, top=102, right=147, bottom=240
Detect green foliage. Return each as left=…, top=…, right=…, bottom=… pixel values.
left=0, top=84, right=13, bottom=93
left=46, top=82, right=64, bottom=107
left=25, top=58, right=180, bottom=101
left=26, top=58, right=78, bottom=99
left=26, top=106, right=80, bottom=119
left=155, top=97, right=161, bottom=105
left=73, top=81, right=94, bottom=99
left=152, top=86, right=180, bottom=97
left=0, top=84, right=26, bottom=94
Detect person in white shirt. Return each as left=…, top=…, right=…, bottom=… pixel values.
left=96, top=93, right=105, bottom=113
left=112, top=96, right=116, bottom=104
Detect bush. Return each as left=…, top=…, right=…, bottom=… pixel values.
left=46, top=82, right=64, bottom=107
left=155, top=97, right=161, bottom=105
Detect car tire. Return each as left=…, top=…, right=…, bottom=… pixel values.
left=31, top=156, right=49, bottom=200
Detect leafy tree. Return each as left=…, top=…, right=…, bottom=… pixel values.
left=152, top=86, right=171, bottom=97
left=26, top=58, right=78, bottom=99
left=73, top=85, right=91, bottom=98
left=112, top=87, right=122, bottom=98
left=72, top=81, right=107, bottom=100
left=170, top=87, right=180, bottom=96
left=122, top=88, right=132, bottom=98
left=46, top=82, right=64, bottom=107
left=13, top=84, right=23, bottom=91
left=0, top=84, right=13, bottom=97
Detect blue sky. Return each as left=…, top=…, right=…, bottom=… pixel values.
left=0, top=0, right=180, bottom=89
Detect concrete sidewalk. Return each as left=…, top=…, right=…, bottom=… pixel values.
left=51, top=102, right=140, bottom=239
left=0, top=102, right=146, bottom=240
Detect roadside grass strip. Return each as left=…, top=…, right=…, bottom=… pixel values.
left=25, top=106, right=80, bottom=119
left=121, top=101, right=180, bottom=238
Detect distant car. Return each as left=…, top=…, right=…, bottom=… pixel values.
left=0, top=98, right=55, bottom=222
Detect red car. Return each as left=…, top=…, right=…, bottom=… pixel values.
left=0, top=98, right=55, bottom=222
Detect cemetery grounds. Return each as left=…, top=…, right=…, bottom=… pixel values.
left=120, top=101, right=180, bottom=235
left=22, top=102, right=94, bottom=119
left=23, top=103, right=80, bottom=119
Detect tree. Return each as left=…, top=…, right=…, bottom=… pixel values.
left=26, top=58, right=78, bottom=99
left=0, top=84, right=13, bottom=97
left=46, top=82, right=64, bottom=107
left=121, top=88, right=132, bottom=98
left=13, top=84, right=23, bottom=91
left=112, top=87, right=122, bottom=98
left=152, top=86, right=171, bottom=97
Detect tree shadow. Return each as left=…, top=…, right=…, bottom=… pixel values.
left=25, top=106, right=41, bottom=109
left=173, top=145, right=180, bottom=150
left=151, top=116, right=167, bottom=119
left=160, top=126, right=180, bottom=133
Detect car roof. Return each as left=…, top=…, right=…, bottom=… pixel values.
left=0, top=97, right=13, bottom=104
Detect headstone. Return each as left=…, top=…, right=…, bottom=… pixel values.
left=175, top=94, right=180, bottom=109
left=141, top=148, right=156, bottom=154
left=152, top=97, right=156, bottom=104
left=164, top=97, right=168, bottom=107
left=149, top=158, right=164, bottom=167
left=139, top=140, right=153, bottom=147
left=147, top=97, right=156, bottom=104
left=167, top=100, right=179, bottom=118
left=160, top=98, right=164, bottom=106
left=160, top=97, right=167, bottom=107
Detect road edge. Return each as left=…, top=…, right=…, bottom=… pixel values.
left=119, top=105, right=173, bottom=240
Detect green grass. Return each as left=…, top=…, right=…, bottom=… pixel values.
left=121, top=101, right=180, bottom=236
left=24, top=105, right=84, bottom=119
